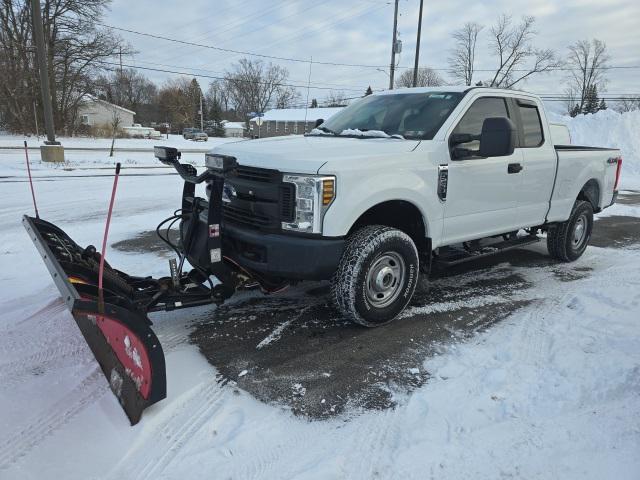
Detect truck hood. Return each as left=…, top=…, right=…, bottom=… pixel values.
left=210, top=135, right=421, bottom=174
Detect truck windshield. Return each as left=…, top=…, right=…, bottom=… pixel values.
left=314, top=92, right=464, bottom=140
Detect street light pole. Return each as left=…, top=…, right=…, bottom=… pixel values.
left=389, top=0, right=399, bottom=90
left=412, top=0, right=424, bottom=87
left=30, top=0, right=57, bottom=145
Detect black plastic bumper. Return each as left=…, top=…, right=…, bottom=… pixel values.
left=223, top=223, right=345, bottom=281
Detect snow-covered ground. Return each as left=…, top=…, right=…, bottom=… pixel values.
left=0, top=133, right=241, bottom=175
left=0, top=113, right=639, bottom=479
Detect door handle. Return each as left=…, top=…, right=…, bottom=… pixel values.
left=508, top=163, right=523, bottom=174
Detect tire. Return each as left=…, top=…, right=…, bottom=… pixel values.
left=547, top=200, right=593, bottom=262
left=331, top=225, right=419, bottom=327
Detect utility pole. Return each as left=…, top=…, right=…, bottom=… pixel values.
left=31, top=0, right=57, bottom=145
left=199, top=92, right=204, bottom=131
left=119, top=46, right=123, bottom=75
left=389, top=0, right=399, bottom=90
left=412, top=0, right=424, bottom=87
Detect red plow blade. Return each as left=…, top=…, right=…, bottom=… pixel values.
left=23, top=215, right=166, bottom=425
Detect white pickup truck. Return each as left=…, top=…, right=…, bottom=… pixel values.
left=205, top=86, right=622, bottom=326
left=23, top=86, right=624, bottom=421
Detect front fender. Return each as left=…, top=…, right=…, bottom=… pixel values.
left=322, top=168, right=442, bottom=241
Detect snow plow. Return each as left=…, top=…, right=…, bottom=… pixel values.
left=23, top=147, right=249, bottom=424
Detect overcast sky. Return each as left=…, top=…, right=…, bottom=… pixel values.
left=105, top=0, right=640, bottom=109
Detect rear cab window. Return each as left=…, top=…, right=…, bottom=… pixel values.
left=515, top=99, right=544, bottom=147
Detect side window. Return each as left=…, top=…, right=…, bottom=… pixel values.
left=517, top=103, right=544, bottom=147
left=452, top=97, right=509, bottom=156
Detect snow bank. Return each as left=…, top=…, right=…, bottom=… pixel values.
left=549, top=109, right=640, bottom=187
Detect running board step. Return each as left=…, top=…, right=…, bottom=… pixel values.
left=434, top=235, right=540, bottom=267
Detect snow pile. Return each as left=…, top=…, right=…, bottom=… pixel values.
left=551, top=109, right=640, bottom=185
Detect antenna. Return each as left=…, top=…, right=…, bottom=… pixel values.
left=24, top=141, right=39, bottom=219
left=304, top=56, right=313, bottom=126
left=98, top=163, right=121, bottom=307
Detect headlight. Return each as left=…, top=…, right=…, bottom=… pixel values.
left=282, top=175, right=336, bottom=234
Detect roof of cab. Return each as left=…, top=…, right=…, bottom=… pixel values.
left=373, top=85, right=539, bottom=98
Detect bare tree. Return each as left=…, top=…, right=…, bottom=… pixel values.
left=157, top=77, right=193, bottom=130
left=206, top=80, right=230, bottom=112
left=108, top=105, right=121, bottom=157
left=0, top=0, right=129, bottom=133
left=275, top=85, right=301, bottom=109
left=566, top=39, right=610, bottom=113
left=448, top=22, right=483, bottom=86
left=395, top=67, right=444, bottom=88
left=614, top=96, right=640, bottom=113
left=487, top=15, right=562, bottom=89
left=96, top=68, right=157, bottom=113
left=224, top=58, right=289, bottom=117
left=324, top=91, right=348, bottom=107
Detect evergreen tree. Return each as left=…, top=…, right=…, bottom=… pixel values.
left=310, top=98, right=318, bottom=108
left=583, top=84, right=599, bottom=114
left=569, top=104, right=581, bottom=117
left=598, top=98, right=607, bottom=111
left=188, top=78, right=204, bottom=127
left=206, top=98, right=225, bottom=137
left=365, top=86, right=373, bottom=96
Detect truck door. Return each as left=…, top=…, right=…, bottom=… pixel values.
left=442, top=96, right=523, bottom=244
left=512, top=98, right=557, bottom=227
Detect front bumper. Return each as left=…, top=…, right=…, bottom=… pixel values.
left=223, top=223, right=345, bottom=281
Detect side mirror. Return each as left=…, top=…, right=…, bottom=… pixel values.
left=449, top=132, right=476, bottom=146
left=154, top=146, right=181, bottom=165
left=478, top=117, right=516, bottom=157
left=315, top=118, right=324, bottom=127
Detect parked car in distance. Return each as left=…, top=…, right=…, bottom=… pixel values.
left=191, top=131, right=208, bottom=142
left=183, top=128, right=198, bottom=139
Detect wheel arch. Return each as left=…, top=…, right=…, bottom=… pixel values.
left=578, top=178, right=601, bottom=212
left=348, top=200, right=430, bottom=255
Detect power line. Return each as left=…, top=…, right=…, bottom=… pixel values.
left=98, top=22, right=640, bottom=73
left=97, top=60, right=368, bottom=92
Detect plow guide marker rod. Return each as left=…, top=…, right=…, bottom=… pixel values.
left=23, top=140, right=39, bottom=218
left=98, top=163, right=121, bottom=307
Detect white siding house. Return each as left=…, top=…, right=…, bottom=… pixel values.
left=221, top=120, right=246, bottom=138
left=77, top=96, right=135, bottom=130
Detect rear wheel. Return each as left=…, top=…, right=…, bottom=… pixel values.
left=331, top=225, right=418, bottom=327
left=547, top=200, right=593, bottom=262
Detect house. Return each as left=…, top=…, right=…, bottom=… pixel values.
left=77, top=95, right=135, bottom=131
left=249, top=107, right=343, bottom=138
left=221, top=120, right=246, bottom=138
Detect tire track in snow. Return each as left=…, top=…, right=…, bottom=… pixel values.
left=0, top=343, right=90, bottom=389
left=236, top=420, right=317, bottom=480
left=110, top=380, right=227, bottom=480
left=0, top=368, right=108, bottom=470
left=347, top=407, right=402, bottom=480
left=0, top=317, right=193, bottom=472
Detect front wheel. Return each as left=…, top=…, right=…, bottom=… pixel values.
left=331, top=225, right=419, bottom=327
left=547, top=200, right=593, bottom=262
